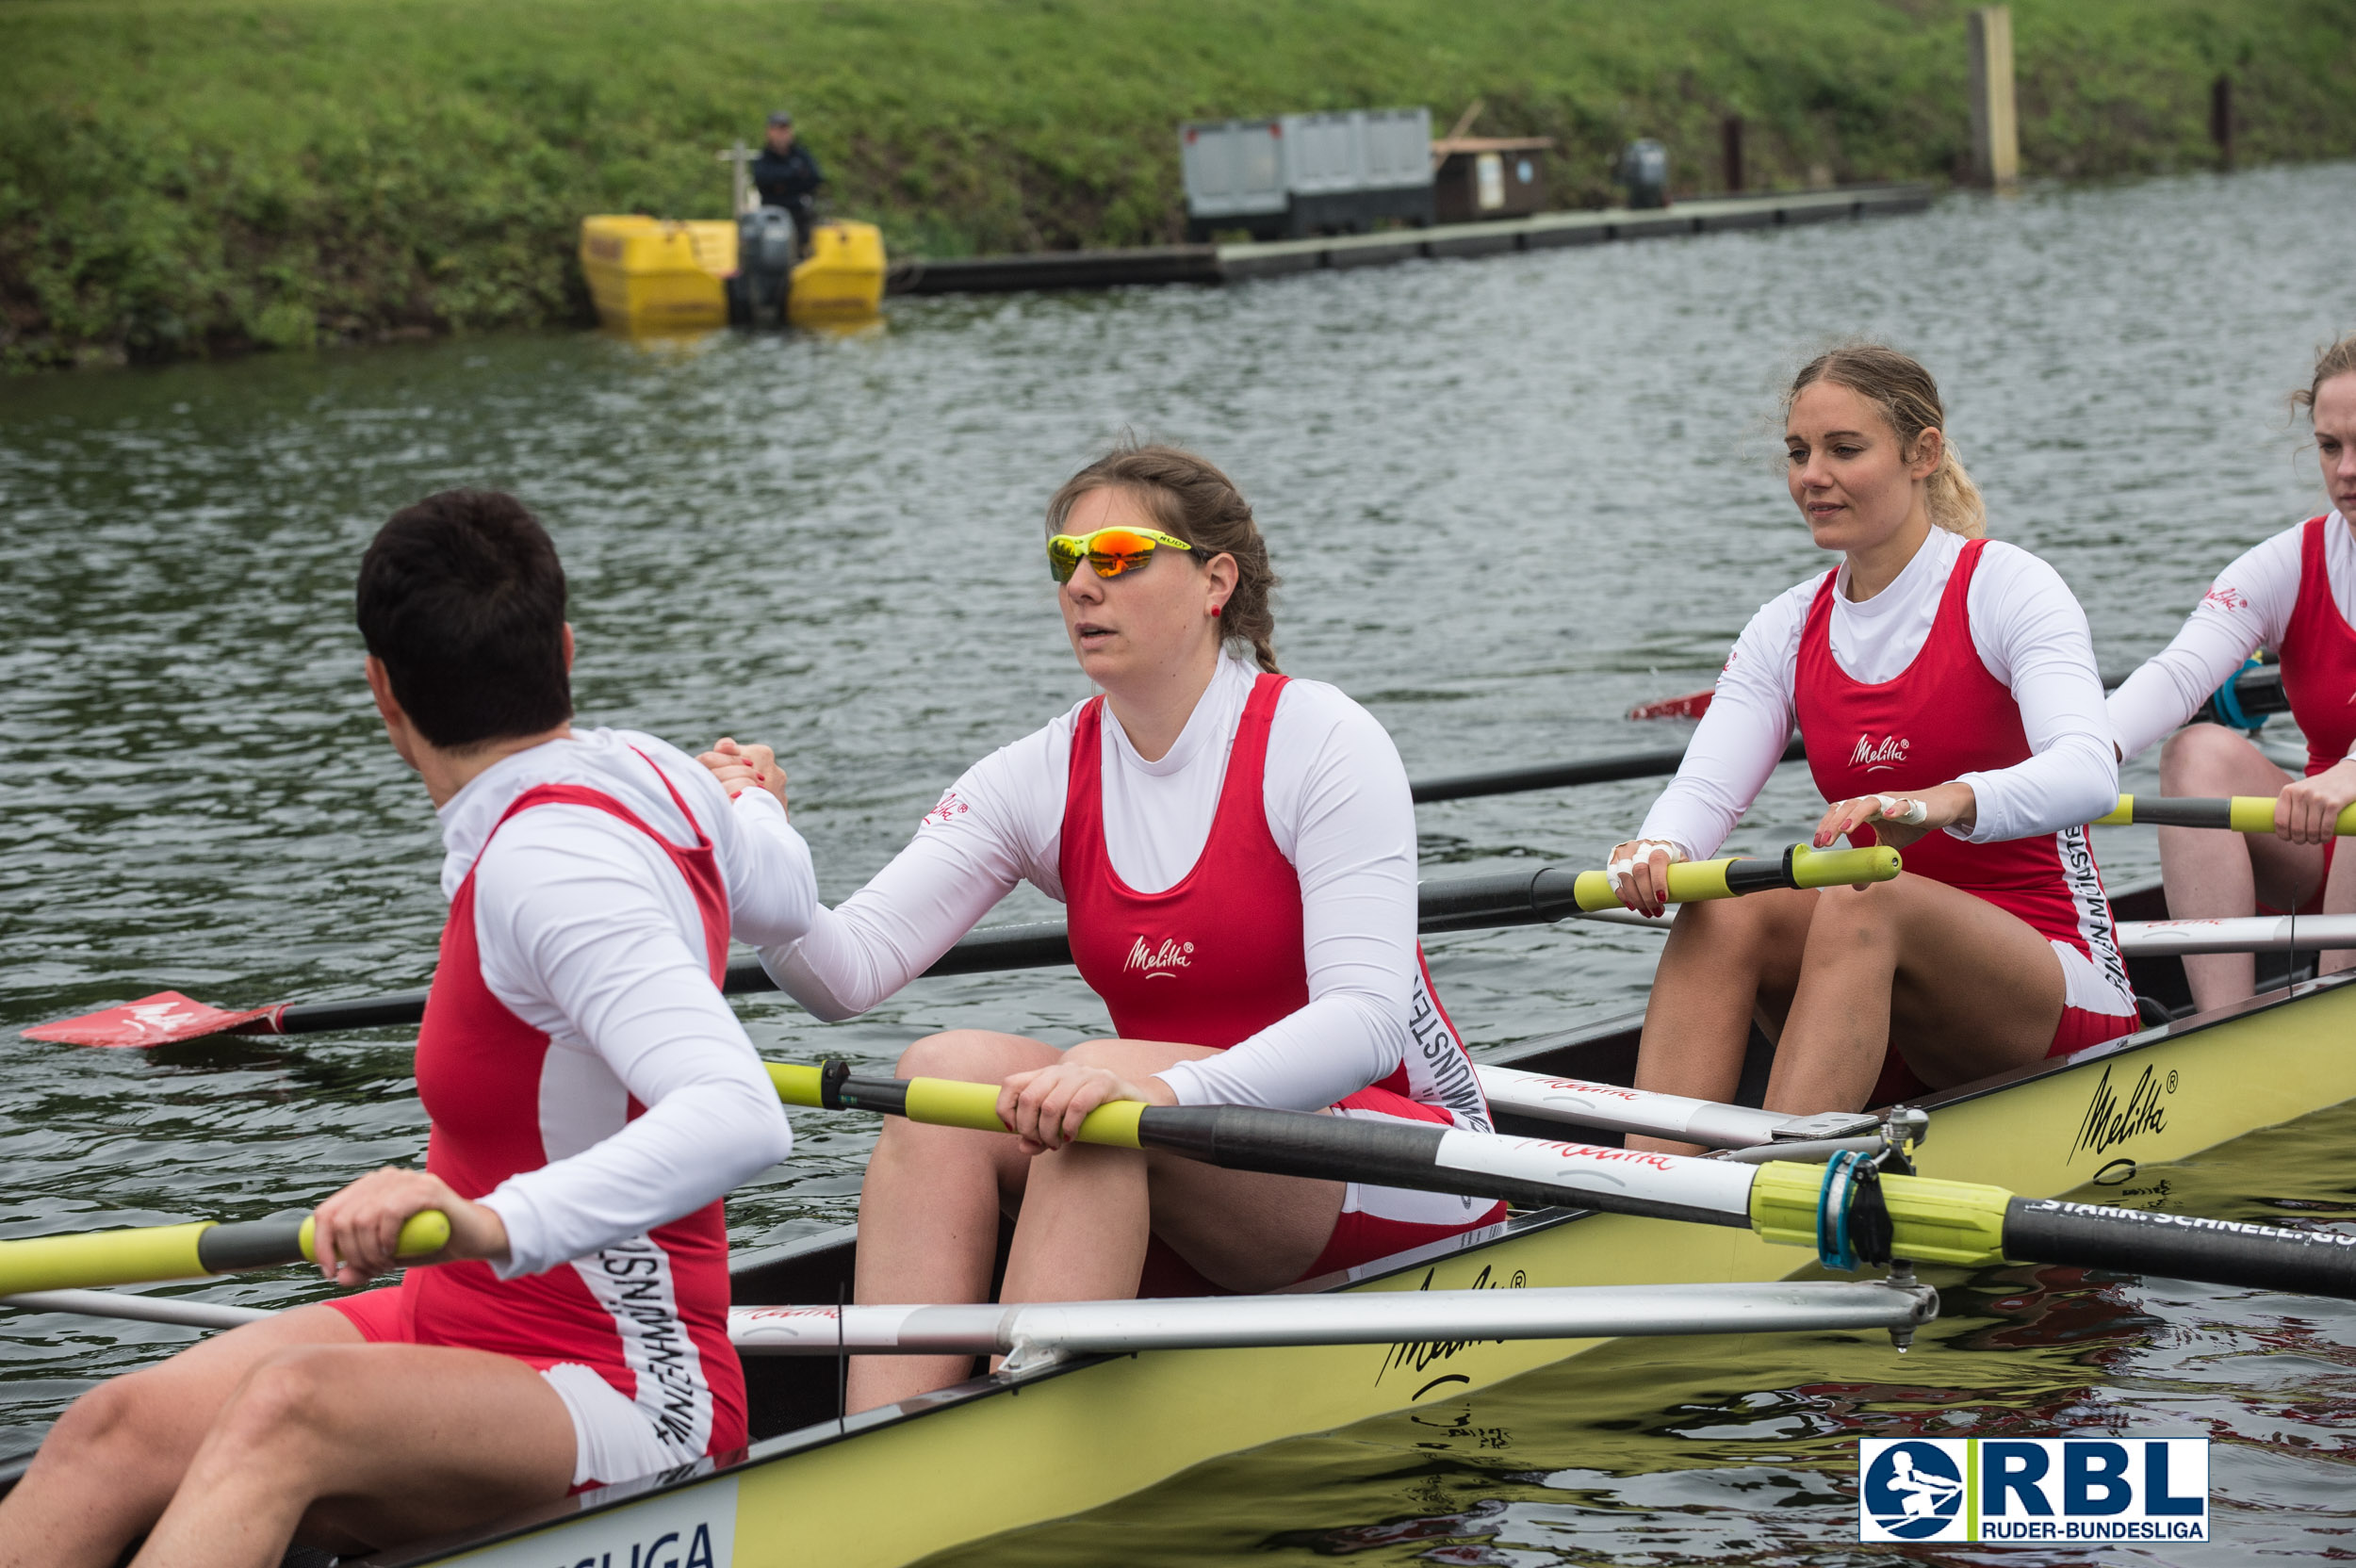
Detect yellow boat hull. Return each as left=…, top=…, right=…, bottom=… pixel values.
left=439, top=973, right=2356, bottom=1567
left=578, top=215, right=886, bottom=335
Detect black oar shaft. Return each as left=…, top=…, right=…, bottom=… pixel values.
left=2003, top=1197, right=2356, bottom=1298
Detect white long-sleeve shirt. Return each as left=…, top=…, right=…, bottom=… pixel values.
left=1638, top=530, right=2119, bottom=859
left=2107, top=514, right=2356, bottom=762
left=753, top=654, right=1427, bottom=1115
left=442, top=728, right=814, bottom=1279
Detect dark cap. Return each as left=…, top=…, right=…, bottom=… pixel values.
left=767, top=110, right=794, bottom=127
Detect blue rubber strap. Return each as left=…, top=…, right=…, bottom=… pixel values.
left=2211, top=655, right=2266, bottom=734
left=1816, top=1150, right=1863, bottom=1272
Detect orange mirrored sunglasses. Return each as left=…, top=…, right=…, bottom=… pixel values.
left=1046, top=526, right=1200, bottom=584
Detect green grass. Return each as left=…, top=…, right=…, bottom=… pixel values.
left=3, top=0, right=2351, bottom=369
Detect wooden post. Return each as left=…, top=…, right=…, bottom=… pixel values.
left=1968, top=7, right=2019, bottom=188
left=2211, top=75, right=2234, bottom=170
left=1722, top=115, right=1745, bottom=193
left=715, top=141, right=759, bottom=214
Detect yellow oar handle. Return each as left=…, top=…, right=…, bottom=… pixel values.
left=2098, top=794, right=2356, bottom=835
left=0, top=1209, right=450, bottom=1297
left=765, top=1062, right=1147, bottom=1148
left=295, top=1210, right=452, bottom=1266
left=1567, top=842, right=1901, bottom=912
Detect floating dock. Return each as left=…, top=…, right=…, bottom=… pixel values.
left=888, top=183, right=1932, bottom=297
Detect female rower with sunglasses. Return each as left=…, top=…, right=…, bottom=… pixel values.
left=2104, top=335, right=2356, bottom=1011
left=1608, top=346, right=2136, bottom=1150
left=701, top=442, right=1498, bottom=1411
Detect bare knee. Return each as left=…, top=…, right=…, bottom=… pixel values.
left=42, top=1372, right=156, bottom=1467
left=2160, top=723, right=2252, bottom=791
left=897, top=1028, right=1036, bottom=1081
left=1805, top=881, right=1899, bottom=951
left=208, top=1351, right=339, bottom=1455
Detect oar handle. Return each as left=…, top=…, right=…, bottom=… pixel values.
left=1566, top=842, right=1900, bottom=913
left=766, top=1064, right=1147, bottom=1148
left=0, top=1211, right=451, bottom=1298
left=2096, top=794, right=2356, bottom=835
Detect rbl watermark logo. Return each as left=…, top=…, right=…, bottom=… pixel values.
left=1858, top=1438, right=2208, bottom=1544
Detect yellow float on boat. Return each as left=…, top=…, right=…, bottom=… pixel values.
left=578, top=214, right=886, bottom=333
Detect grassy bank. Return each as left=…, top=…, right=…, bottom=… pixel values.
left=4, top=0, right=2352, bottom=369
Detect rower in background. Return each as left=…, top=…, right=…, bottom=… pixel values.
left=701, top=442, right=1501, bottom=1413
left=0, top=492, right=815, bottom=1567
left=2106, top=335, right=2356, bottom=1010
left=1607, top=345, right=2135, bottom=1151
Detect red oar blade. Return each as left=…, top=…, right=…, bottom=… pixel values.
left=1628, top=686, right=1714, bottom=721
left=22, top=992, right=273, bottom=1048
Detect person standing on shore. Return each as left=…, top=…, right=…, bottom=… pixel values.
left=753, top=110, right=825, bottom=237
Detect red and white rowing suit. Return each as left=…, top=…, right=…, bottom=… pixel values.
left=759, top=653, right=1504, bottom=1281
left=328, top=730, right=812, bottom=1490
left=1640, top=530, right=2137, bottom=1095
left=2109, top=514, right=2356, bottom=906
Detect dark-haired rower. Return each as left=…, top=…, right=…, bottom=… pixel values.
left=0, top=491, right=815, bottom=1568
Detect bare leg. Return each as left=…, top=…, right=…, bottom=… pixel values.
left=2157, top=724, right=2320, bottom=1009
left=0, top=1305, right=365, bottom=1568
left=0, top=1304, right=572, bottom=1568
left=130, top=1341, right=571, bottom=1568
left=1770, top=875, right=2065, bottom=1113
left=850, top=1034, right=1346, bottom=1412
left=847, top=1029, right=1058, bottom=1412
left=1001, top=1038, right=1342, bottom=1302
left=1628, top=889, right=1816, bottom=1153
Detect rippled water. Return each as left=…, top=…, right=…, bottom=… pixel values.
left=6, top=164, right=2356, bottom=1556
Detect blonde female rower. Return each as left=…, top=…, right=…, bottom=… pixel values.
left=703, top=443, right=1499, bottom=1411
left=1609, top=346, right=2136, bottom=1148
left=2106, top=335, right=2356, bottom=1009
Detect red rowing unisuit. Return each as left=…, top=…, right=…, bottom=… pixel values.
left=1060, top=673, right=1504, bottom=1281
left=2257, top=515, right=2356, bottom=910
left=2277, top=515, right=2356, bottom=776
left=326, top=763, right=744, bottom=1463
left=1794, top=539, right=2137, bottom=1101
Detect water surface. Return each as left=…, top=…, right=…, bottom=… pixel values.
left=5, top=163, right=2355, bottom=1559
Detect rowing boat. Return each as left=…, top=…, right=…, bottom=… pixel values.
left=18, top=874, right=2318, bottom=1568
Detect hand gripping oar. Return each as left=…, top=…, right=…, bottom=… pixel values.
left=2097, top=795, right=2356, bottom=835
left=773, top=1067, right=2356, bottom=1302
left=23, top=844, right=1899, bottom=1047
left=0, top=1212, right=450, bottom=1297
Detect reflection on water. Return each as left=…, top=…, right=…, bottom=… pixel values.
left=943, top=1103, right=2356, bottom=1566
left=6, top=163, right=2356, bottom=1552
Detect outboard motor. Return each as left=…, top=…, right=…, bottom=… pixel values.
left=728, top=205, right=799, bottom=327
left=1616, top=139, right=1670, bottom=209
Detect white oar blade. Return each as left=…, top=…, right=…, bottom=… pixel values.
left=728, top=1282, right=1935, bottom=1358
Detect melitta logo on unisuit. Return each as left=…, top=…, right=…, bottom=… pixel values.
left=1857, top=1438, right=2208, bottom=1544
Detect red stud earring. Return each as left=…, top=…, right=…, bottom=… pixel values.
left=1212, top=604, right=1223, bottom=617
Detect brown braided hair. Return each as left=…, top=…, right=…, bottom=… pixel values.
left=1044, top=441, right=1281, bottom=673
left=2292, top=333, right=2356, bottom=415
left=1788, top=344, right=1988, bottom=539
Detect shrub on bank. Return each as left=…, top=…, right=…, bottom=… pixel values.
left=2, top=0, right=2349, bottom=370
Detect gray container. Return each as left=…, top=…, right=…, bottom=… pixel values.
left=1182, top=106, right=1434, bottom=240
left=1179, top=120, right=1289, bottom=223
